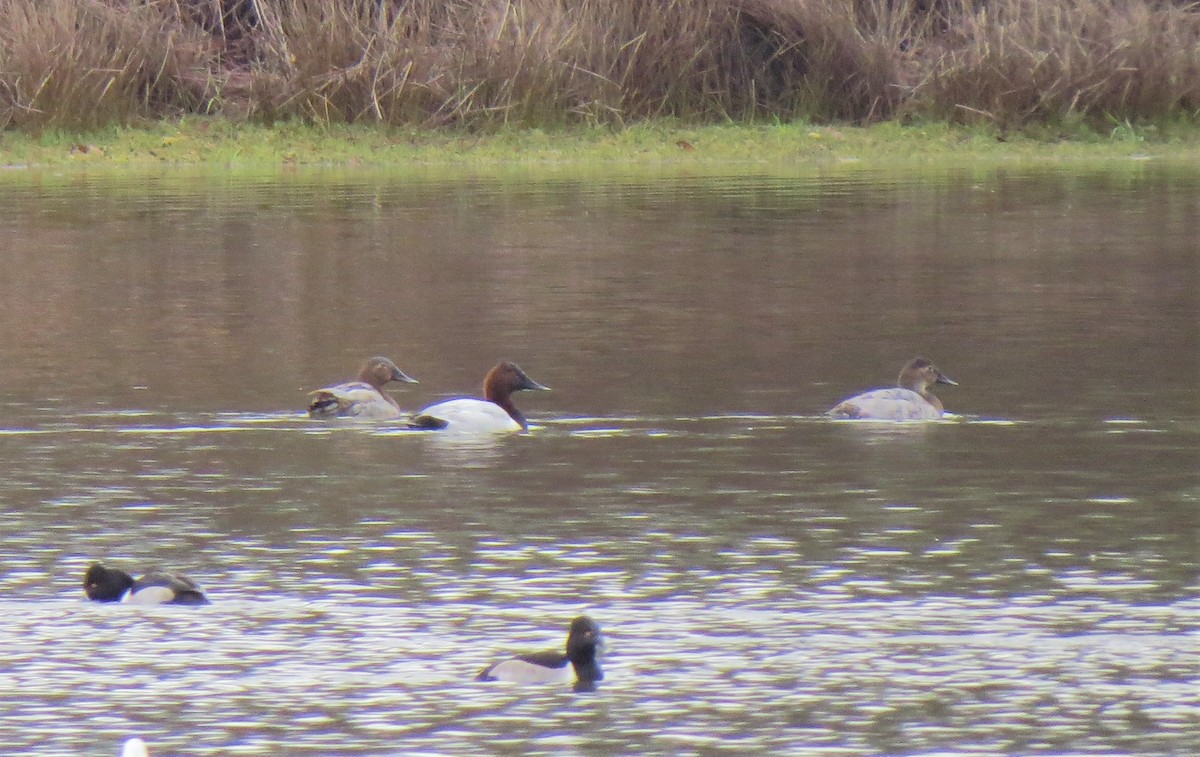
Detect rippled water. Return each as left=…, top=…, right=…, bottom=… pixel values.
left=0, top=164, right=1196, bottom=755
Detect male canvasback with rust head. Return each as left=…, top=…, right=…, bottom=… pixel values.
left=477, top=615, right=603, bottom=692
left=828, top=357, right=958, bottom=421
left=409, top=360, right=550, bottom=433
left=307, top=356, right=418, bottom=420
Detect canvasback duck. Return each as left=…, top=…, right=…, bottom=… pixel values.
left=83, top=562, right=209, bottom=605
left=828, top=357, right=958, bottom=421
left=307, top=356, right=418, bottom=420
left=477, top=616, right=603, bottom=691
left=410, top=361, right=550, bottom=433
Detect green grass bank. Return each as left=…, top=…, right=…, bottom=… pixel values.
left=1, top=119, right=1196, bottom=172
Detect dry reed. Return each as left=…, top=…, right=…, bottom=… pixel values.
left=0, top=0, right=216, bottom=129
left=916, top=0, right=1200, bottom=129
left=0, top=0, right=1197, bottom=131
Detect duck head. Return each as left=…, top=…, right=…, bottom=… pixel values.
left=482, top=361, right=550, bottom=402
left=360, top=356, right=418, bottom=389
left=83, top=562, right=135, bottom=602
left=898, top=357, right=956, bottom=393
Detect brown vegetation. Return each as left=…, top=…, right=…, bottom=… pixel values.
left=0, top=0, right=1197, bottom=131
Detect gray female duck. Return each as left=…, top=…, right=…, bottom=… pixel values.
left=307, top=356, right=418, bottom=420
left=828, top=357, right=957, bottom=421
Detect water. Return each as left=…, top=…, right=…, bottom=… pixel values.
left=0, top=163, right=1196, bottom=755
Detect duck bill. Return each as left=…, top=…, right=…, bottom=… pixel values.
left=392, top=369, right=419, bottom=384
left=935, top=370, right=958, bottom=386
left=520, top=376, right=551, bottom=392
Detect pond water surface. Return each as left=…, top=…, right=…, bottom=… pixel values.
left=0, top=161, right=1196, bottom=756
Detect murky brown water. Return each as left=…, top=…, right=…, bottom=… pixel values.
left=0, top=163, right=1196, bottom=755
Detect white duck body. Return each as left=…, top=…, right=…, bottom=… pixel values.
left=412, top=398, right=524, bottom=433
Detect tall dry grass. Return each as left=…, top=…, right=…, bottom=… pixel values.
left=245, top=0, right=763, bottom=125
left=915, top=0, right=1200, bottom=129
left=234, top=0, right=923, bottom=125
left=0, top=0, right=215, bottom=130
left=0, top=0, right=1198, bottom=131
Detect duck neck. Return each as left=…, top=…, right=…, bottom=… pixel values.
left=379, top=392, right=401, bottom=410
left=489, top=394, right=527, bottom=430
left=919, top=389, right=943, bottom=412
left=572, top=656, right=603, bottom=684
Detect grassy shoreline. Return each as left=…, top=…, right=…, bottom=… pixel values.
left=1, top=119, right=1196, bottom=174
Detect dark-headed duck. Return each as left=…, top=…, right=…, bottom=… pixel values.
left=84, top=562, right=209, bottom=606
left=477, top=616, right=603, bottom=691
left=828, top=357, right=958, bottom=421
left=307, top=356, right=418, bottom=420
left=410, top=361, right=550, bottom=433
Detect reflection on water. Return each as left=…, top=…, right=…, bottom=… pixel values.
left=0, top=166, right=1196, bottom=755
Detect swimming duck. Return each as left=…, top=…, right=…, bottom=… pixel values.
left=828, top=357, right=957, bottom=420
left=409, top=361, right=550, bottom=433
left=83, top=562, right=209, bottom=605
left=477, top=616, right=603, bottom=690
left=307, top=356, right=418, bottom=420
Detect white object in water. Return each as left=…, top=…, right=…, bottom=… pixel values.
left=120, top=737, right=149, bottom=757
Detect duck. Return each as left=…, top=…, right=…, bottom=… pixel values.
left=409, top=361, right=549, bottom=433
left=307, top=356, right=418, bottom=420
left=477, top=616, right=603, bottom=690
left=83, top=562, right=210, bottom=605
left=828, top=357, right=958, bottom=421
